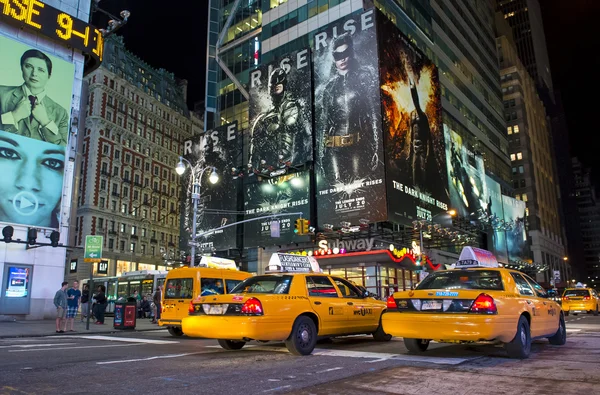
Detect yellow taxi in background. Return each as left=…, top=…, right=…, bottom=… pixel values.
left=181, top=253, right=390, bottom=355
left=562, top=287, right=599, bottom=316
left=382, top=247, right=566, bottom=359
left=159, top=257, right=252, bottom=336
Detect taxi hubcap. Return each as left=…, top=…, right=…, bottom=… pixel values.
left=301, top=329, right=310, bottom=343
left=520, top=327, right=527, bottom=345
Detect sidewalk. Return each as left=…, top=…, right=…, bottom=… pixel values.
left=0, top=316, right=165, bottom=338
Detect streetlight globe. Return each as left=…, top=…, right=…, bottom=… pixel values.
left=209, top=169, right=219, bottom=184
left=175, top=158, right=186, bottom=175
left=447, top=209, right=457, bottom=216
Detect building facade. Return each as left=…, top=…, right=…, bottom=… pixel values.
left=0, top=1, right=95, bottom=319
left=572, top=158, right=600, bottom=288
left=66, top=36, right=201, bottom=284
left=496, top=32, right=567, bottom=285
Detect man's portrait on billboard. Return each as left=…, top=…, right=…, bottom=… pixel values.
left=0, top=35, right=74, bottom=229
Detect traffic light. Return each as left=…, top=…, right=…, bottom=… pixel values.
left=27, top=228, right=37, bottom=246
left=2, top=226, right=14, bottom=243
left=50, top=231, right=60, bottom=247
left=301, top=219, right=310, bottom=235
left=294, top=218, right=302, bottom=234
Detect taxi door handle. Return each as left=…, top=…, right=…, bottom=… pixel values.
left=178, top=300, right=184, bottom=303
left=314, top=301, right=322, bottom=305
left=347, top=302, right=354, bottom=306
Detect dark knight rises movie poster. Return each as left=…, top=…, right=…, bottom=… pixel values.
left=313, top=9, right=387, bottom=226
left=247, top=48, right=313, bottom=175
left=377, top=14, right=449, bottom=224
left=180, top=122, right=241, bottom=254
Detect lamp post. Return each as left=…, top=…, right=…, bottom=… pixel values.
left=175, top=157, right=219, bottom=267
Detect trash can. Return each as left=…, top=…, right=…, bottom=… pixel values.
left=114, top=299, right=137, bottom=330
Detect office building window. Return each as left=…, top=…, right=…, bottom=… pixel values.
left=516, top=152, right=523, bottom=160
left=513, top=125, right=520, bottom=134
left=522, top=193, right=528, bottom=202
left=510, top=154, right=516, bottom=161
left=507, top=126, right=512, bottom=135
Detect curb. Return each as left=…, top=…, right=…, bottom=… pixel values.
left=0, top=327, right=166, bottom=339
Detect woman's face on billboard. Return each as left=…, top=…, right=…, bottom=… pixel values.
left=0, top=131, right=64, bottom=227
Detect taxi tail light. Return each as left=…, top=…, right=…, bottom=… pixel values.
left=189, top=301, right=194, bottom=314
left=386, top=295, right=397, bottom=309
left=562, top=296, right=569, bottom=301
left=469, top=293, right=497, bottom=314
left=241, top=297, right=263, bottom=315
left=584, top=296, right=590, bottom=300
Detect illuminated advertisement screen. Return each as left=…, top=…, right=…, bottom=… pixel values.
left=313, top=9, right=387, bottom=227
left=248, top=48, right=312, bottom=173
left=5, top=266, right=30, bottom=297
left=502, top=195, right=527, bottom=261
left=0, top=34, right=74, bottom=229
left=444, top=125, right=486, bottom=218
left=485, top=175, right=508, bottom=263
left=243, top=171, right=310, bottom=248
left=180, top=122, right=241, bottom=252
left=378, top=14, right=448, bottom=225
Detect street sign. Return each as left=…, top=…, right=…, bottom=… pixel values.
left=84, top=235, right=103, bottom=262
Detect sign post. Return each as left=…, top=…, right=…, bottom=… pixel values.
left=84, top=236, right=103, bottom=330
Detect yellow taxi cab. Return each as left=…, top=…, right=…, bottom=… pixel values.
left=382, top=247, right=566, bottom=359
left=562, top=285, right=599, bottom=316
left=181, top=253, right=390, bottom=355
left=159, top=257, right=252, bottom=336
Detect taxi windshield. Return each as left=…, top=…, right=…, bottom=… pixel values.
left=563, top=289, right=590, bottom=297
left=416, top=270, right=504, bottom=291
left=230, top=275, right=292, bottom=294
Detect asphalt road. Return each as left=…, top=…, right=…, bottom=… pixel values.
left=0, top=315, right=599, bottom=395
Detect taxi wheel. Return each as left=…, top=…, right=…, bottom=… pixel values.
left=548, top=315, right=566, bottom=346
left=403, top=338, right=430, bottom=352
left=285, top=316, right=317, bottom=356
left=167, top=327, right=184, bottom=337
left=594, top=306, right=599, bottom=316
left=505, top=315, right=531, bottom=359
left=373, top=320, right=392, bottom=342
left=217, top=339, right=246, bottom=350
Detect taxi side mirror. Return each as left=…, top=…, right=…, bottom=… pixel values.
left=547, top=290, right=557, bottom=298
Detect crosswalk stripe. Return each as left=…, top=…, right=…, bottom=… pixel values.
left=51, top=335, right=178, bottom=344
left=97, top=352, right=205, bottom=365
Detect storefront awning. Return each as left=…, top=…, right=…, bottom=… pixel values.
left=314, top=249, right=441, bottom=271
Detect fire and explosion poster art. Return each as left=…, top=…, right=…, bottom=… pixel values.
left=180, top=122, right=241, bottom=254
left=243, top=171, right=311, bottom=248
left=502, top=195, right=528, bottom=261
left=313, top=9, right=387, bottom=226
left=378, top=15, right=448, bottom=224
left=247, top=48, right=313, bottom=175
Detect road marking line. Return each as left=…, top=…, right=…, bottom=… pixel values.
left=54, top=335, right=178, bottom=344
left=9, top=343, right=140, bottom=352
left=96, top=352, right=205, bottom=365
left=263, top=385, right=291, bottom=393
left=0, top=343, right=77, bottom=349
left=566, top=329, right=582, bottom=333
left=317, top=367, right=343, bottom=373
left=312, top=349, right=471, bottom=365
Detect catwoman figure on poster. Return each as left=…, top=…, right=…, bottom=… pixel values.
left=318, top=33, right=380, bottom=184
left=248, top=68, right=310, bottom=174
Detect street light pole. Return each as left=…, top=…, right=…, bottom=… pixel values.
left=175, top=157, right=219, bottom=267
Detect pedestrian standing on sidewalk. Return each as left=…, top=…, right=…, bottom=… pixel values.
left=80, top=284, right=90, bottom=322
left=151, top=285, right=162, bottom=324
left=53, top=281, right=68, bottom=333
left=65, top=280, right=81, bottom=332
left=93, top=285, right=107, bottom=325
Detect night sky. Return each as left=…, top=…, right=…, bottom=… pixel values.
left=94, top=0, right=599, bottom=181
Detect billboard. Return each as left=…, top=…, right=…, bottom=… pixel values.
left=444, top=125, right=486, bottom=218
left=485, top=175, right=508, bottom=263
left=181, top=122, right=241, bottom=252
left=502, top=195, right=527, bottom=261
left=378, top=14, right=448, bottom=224
left=243, top=171, right=310, bottom=247
left=313, top=9, right=387, bottom=226
left=247, top=48, right=313, bottom=174
left=0, top=35, right=74, bottom=229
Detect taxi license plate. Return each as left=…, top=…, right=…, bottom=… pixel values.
left=421, top=301, right=442, bottom=311
left=203, top=304, right=229, bottom=315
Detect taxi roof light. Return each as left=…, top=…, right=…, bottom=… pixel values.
left=469, top=293, right=497, bottom=314
left=241, top=297, right=263, bottom=315
left=386, top=295, right=397, bottom=309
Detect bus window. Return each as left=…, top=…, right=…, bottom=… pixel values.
left=117, top=283, right=128, bottom=298
left=141, top=280, right=153, bottom=296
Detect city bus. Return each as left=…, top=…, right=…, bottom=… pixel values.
left=80, top=276, right=119, bottom=314
left=116, top=270, right=168, bottom=301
